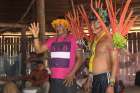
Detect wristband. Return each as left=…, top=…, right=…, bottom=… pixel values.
left=109, top=82, right=115, bottom=87
left=109, top=78, right=115, bottom=86
left=88, top=73, right=93, bottom=81
left=33, top=36, right=39, bottom=39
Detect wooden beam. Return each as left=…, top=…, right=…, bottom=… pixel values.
left=0, top=23, right=26, bottom=28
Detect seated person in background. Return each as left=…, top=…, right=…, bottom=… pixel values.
left=26, top=52, right=40, bottom=72
left=76, top=58, right=92, bottom=93
left=25, top=61, right=50, bottom=93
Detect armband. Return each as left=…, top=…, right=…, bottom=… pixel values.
left=109, top=78, right=115, bottom=87
left=33, top=36, right=39, bottom=39
left=88, top=73, right=93, bottom=81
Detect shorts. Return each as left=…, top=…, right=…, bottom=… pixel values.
left=92, top=72, right=110, bottom=93
left=50, top=78, right=77, bottom=93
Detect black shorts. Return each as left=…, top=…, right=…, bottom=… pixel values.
left=92, top=72, right=110, bottom=93
left=50, top=78, right=77, bottom=93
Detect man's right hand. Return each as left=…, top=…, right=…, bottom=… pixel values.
left=28, top=22, right=39, bottom=38
left=83, top=78, right=92, bottom=92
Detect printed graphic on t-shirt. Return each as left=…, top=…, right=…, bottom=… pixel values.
left=49, top=41, right=71, bottom=68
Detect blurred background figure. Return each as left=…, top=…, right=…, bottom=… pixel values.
left=24, top=60, right=50, bottom=93
left=3, top=82, right=20, bottom=93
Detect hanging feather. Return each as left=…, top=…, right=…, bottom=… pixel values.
left=113, top=32, right=127, bottom=48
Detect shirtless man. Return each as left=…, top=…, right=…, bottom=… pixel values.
left=87, top=18, right=118, bottom=93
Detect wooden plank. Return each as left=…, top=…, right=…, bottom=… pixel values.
left=0, top=23, right=25, bottom=28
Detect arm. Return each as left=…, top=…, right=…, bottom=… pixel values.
left=70, top=48, right=83, bottom=75
left=108, top=38, right=118, bottom=81
left=106, top=41, right=118, bottom=93
left=28, top=22, right=48, bottom=53
left=64, top=48, right=83, bottom=86
left=33, top=38, right=48, bottom=54
left=110, top=48, right=118, bottom=80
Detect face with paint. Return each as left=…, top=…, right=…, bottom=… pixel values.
left=91, top=20, right=102, bottom=35
left=51, top=18, right=69, bottom=36
left=55, top=24, right=68, bottom=36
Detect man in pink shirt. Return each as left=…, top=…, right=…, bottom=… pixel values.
left=28, top=17, right=82, bottom=93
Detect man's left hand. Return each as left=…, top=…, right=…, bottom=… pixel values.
left=106, top=86, right=114, bottom=93
left=63, top=73, right=76, bottom=87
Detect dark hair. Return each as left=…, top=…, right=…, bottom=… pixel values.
left=35, top=60, right=44, bottom=64
left=88, top=9, right=110, bottom=26
left=88, top=11, right=96, bottom=22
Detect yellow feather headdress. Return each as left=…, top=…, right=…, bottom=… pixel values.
left=51, top=19, right=69, bottom=29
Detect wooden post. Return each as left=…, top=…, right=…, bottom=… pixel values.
left=36, top=0, right=46, bottom=41
left=20, top=28, right=28, bottom=75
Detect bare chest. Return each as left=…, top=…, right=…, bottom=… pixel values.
left=95, top=40, right=109, bottom=53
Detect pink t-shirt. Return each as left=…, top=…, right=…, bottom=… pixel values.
left=44, top=34, right=78, bottom=79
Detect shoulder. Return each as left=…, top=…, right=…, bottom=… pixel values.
left=67, top=34, right=76, bottom=40
left=104, top=34, right=113, bottom=50
left=47, top=37, right=56, bottom=42
left=43, top=37, right=56, bottom=45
